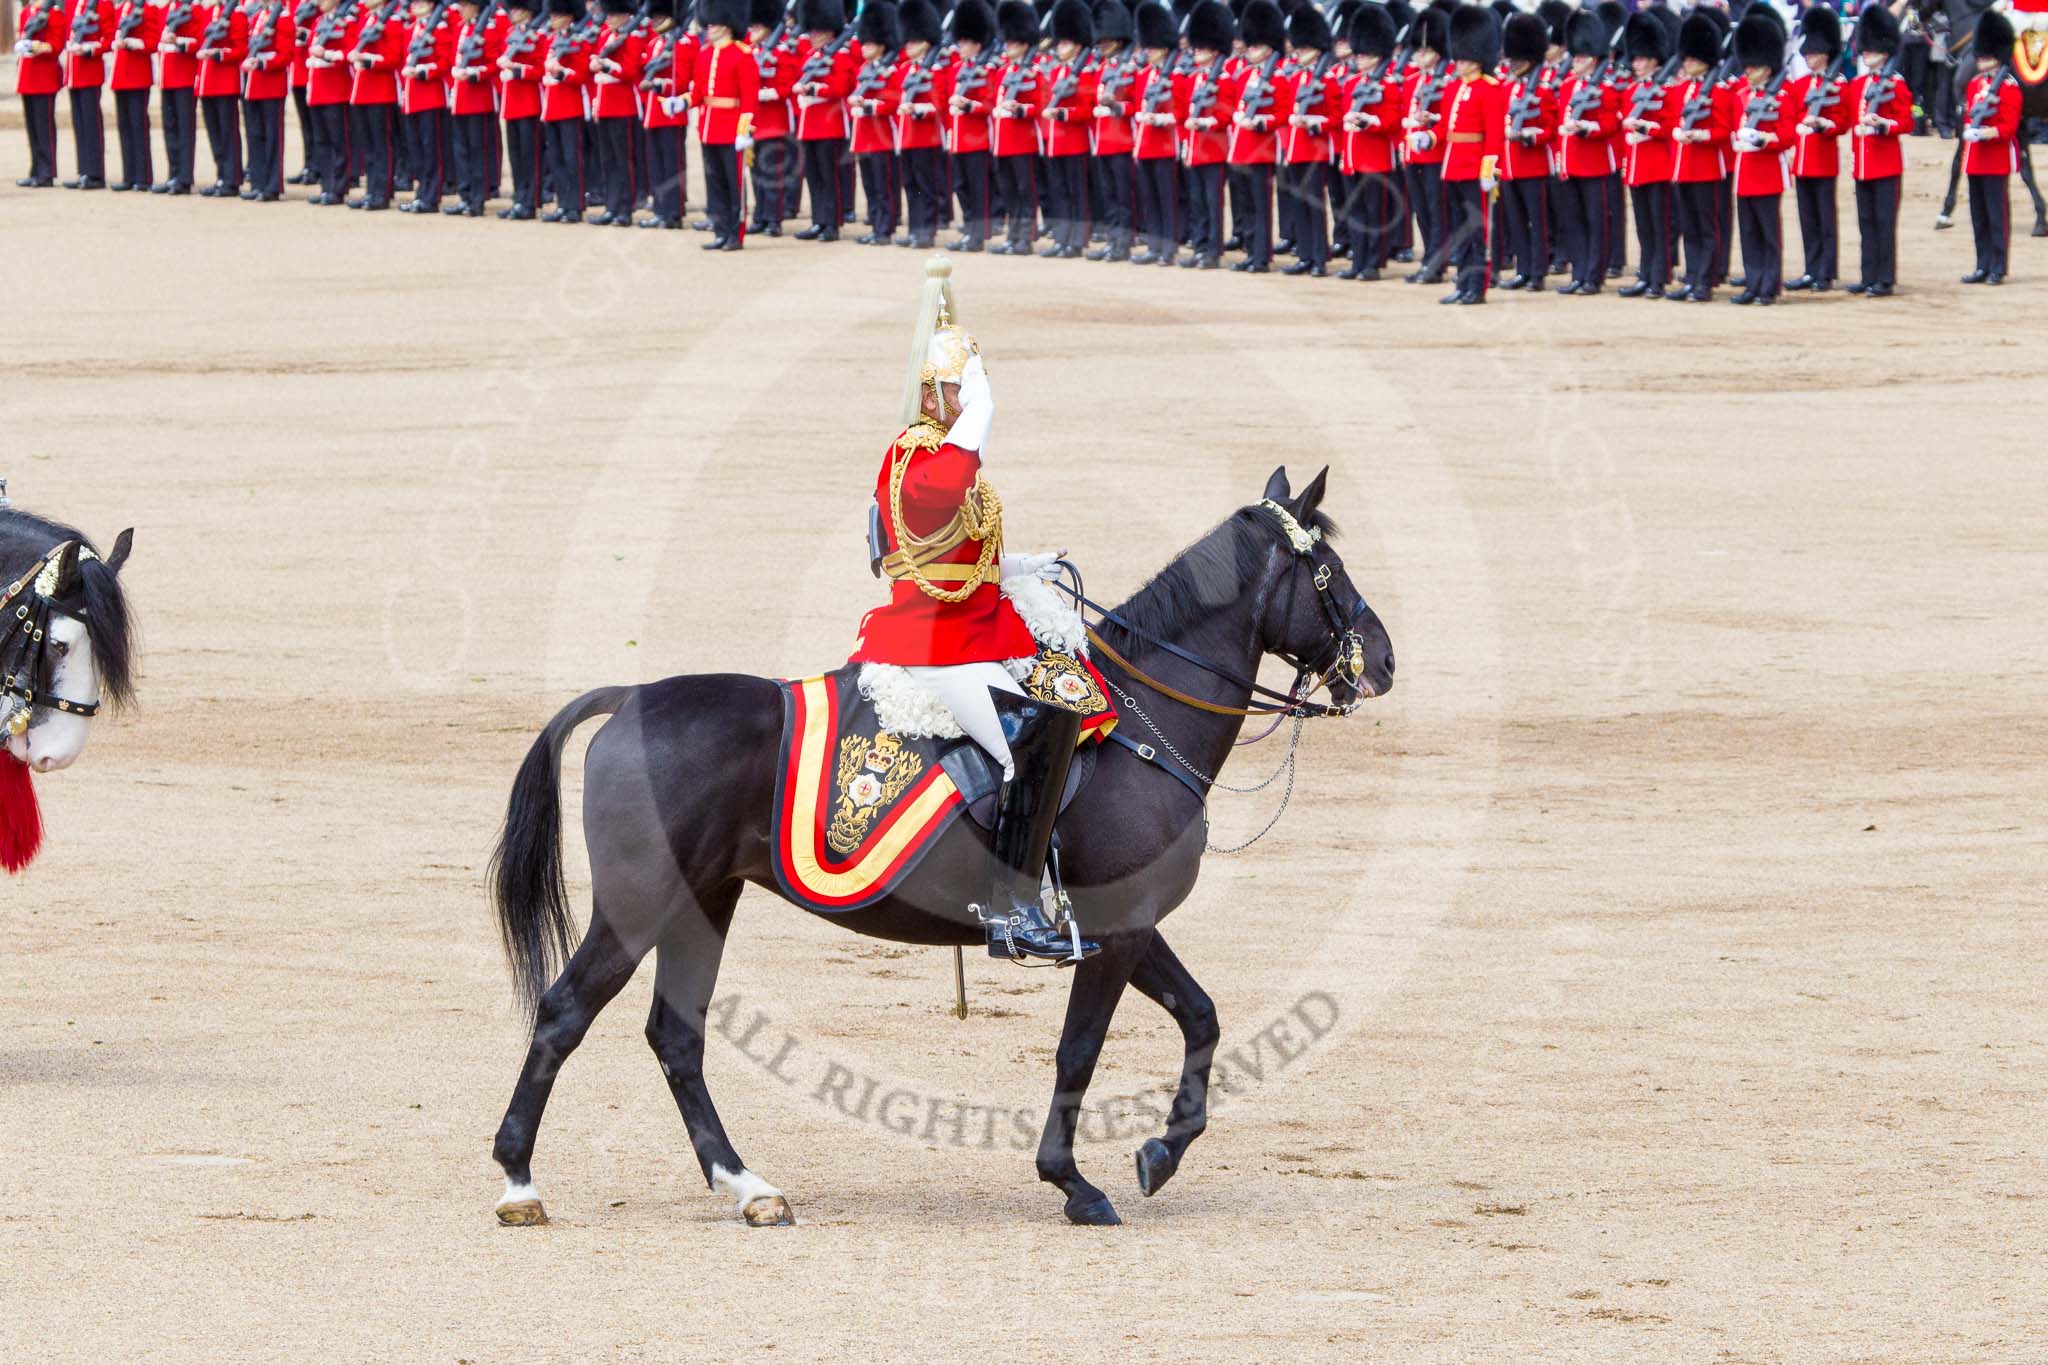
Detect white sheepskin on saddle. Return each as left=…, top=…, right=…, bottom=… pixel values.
left=857, top=573, right=1091, bottom=740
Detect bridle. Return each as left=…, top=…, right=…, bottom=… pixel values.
left=1062, top=499, right=1372, bottom=722
left=1, top=541, right=103, bottom=740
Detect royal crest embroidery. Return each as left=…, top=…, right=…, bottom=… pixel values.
left=1022, top=651, right=1109, bottom=716
left=826, top=730, right=927, bottom=856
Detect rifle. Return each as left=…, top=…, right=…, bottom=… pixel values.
left=19, top=0, right=59, bottom=48
left=71, top=0, right=103, bottom=49
left=1856, top=44, right=1906, bottom=130
left=635, top=24, right=673, bottom=89
left=1567, top=27, right=1623, bottom=126
left=456, top=0, right=502, bottom=76
left=754, top=18, right=793, bottom=84
left=1138, top=47, right=1187, bottom=121
left=246, top=0, right=282, bottom=69
left=1801, top=44, right=1854, bottom=125
left=1507, top=65, right=1549, bottom=140
left=1736, top=62, right=1789, bottom=145
left=1407, top=60, right=1449, bottom=144
left=116, top=0, right=149, bottom=45
left=405, top=0, right=450, bottom=73
left=1349, top=33, right=1409, bottom=119
left=1964, top=62, right=2011, bottom=137
left=1096, top=50, right=1139, bottom=116
left=1047, top=46, right=1096, bottom=116
left=1293, top=49, right=1334, bottom=130
left=501, top=11, right=540, bottom=71
left=1238, top=48, right=1282, bottom=125
left=197, top=4, right=231, bottom=59
left=352, top=0, right=401, bottom=61
left=589, top=13, right=629, bottom=77
left=797, top=25, right=852, bottom=90
left=1625, top=52, right=1682, bottom=128
left=952, top=41, right=1000, bottom=104
left=1185, top=50, right=1227, bottom=124
left=1677, top=32, right=1737, bottom=133
left=310, top=0, right=354, bottom=58
left=997, top=47, right=1039, bottom=113
left=853, top=46, right=897, bottom=104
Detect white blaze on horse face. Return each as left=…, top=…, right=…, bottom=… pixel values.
left=15, top=615, right=97, bottom=773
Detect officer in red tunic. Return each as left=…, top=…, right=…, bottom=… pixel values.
left=1436, top=4, right=1502, bottom=305
left=108, top=0, right=164, bottom=190
left=61, top=0, right=117, bottom=188
left=1846, top=5, right=1911, bottom=296
left=1961, top=10, right=2023, bottom=285
left=850, top=276, right=1093, bottom=962
left=1728, top=9, right=1793, bottom=304
left=13, top=0, right=71, bottom=188
left=692, top=0, right=761, bottom=250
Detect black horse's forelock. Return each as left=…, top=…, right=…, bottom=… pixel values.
left=1100, top=504, right=1339, bottom=649
left=3, top=509, right=137, bottom=712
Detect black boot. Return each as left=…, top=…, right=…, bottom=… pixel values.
left=978, top=690, right=1099, bottom=964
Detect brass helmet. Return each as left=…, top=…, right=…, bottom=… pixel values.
left=901, top=257, right=983, bottom=426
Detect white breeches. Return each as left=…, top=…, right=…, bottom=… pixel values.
left=906, top=662, right=1025, bottom=781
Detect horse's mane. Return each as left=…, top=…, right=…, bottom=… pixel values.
left=2, top=509, right=136, bottom=711
left=1100, top=503, right=1338, bottom=648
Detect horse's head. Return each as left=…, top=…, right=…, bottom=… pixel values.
left=1254, top=467, right=1394, bottom=713
left=4, top=527, right=136, bottom=773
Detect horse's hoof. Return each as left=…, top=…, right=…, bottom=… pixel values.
left=1135, top=1138, right=1178, bottom=1197
left=495, top=1198, right=548, bottom=1227
left=1063, top=1191, right=1121, bottom=1226
left=742, top=1194, right=795, bottom=1227
left=2034, top=221, right=2048, bottom=238
left=1933, top=215, right=1954, bottom=230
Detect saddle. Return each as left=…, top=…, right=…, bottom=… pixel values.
left=768, top=650, right=1116, bottom=914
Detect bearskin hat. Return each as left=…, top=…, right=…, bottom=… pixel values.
left=1133, top=0, right=1174, bottom=45
left=701, top=0, right=747, bottom=25
left=601, top=0, right=636, bottom=15
left=546, top=0, right=578, bottom=16
left=857, top=0, right=899, bottom=44
left=1622, top=8, right=1667, bottom=63
left=1411, top=2, right=1449, bottom=54
left=1349, top=1, right=1395, bottom=57
left=1185, top=0, right=1231, bottom=47
left=1854, top=2, right=1898, bottom=56
left=1733, top=9, right=1780, bottom=71
left=1448, top=3, right=1500, bottom=66
left=1050, top=0, right=1093, bottom=42
left=1239, top=0, right=1285, bottom=50
left=1384, top=0, right=1412, bottom=36
left=1332, top=0, right=1361, bottom=41
left=642, top=0, right=677, bottom=21
left=1677, top=10, right=1718, bottom=65
left=744, top=0, right=778, bottom=25
left=996, top=0, right=1038, bottom=40
left=1797, top=4, right=1839, bottom=59
left=1535, top=0, right=1568, bottom=45
left=797, top=0, right=840, bottom=28
left=1976, top=7, right=2015, bottom=64
left=1287, top=2, right=1329, bottom=49
left=898, top=0, right=941, bottom=41
left=1565, top=8, right=1604, bottom=59
left=1502, top=11, right=1544, bottom=64
left=1096, top=0, right=1133, bottom=42
left=952, top=0, right=996, bottom=40
left=1595, top=0, right=1623, bottom=41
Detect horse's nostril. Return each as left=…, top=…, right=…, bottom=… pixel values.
left=1383, top=651, right=1396, bottom=676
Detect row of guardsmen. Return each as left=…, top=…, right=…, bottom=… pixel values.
left=13, top=0, right=2032, bottom=288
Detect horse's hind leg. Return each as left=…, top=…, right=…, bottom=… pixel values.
left=1035, top=931, right=1151, bottom=1227
left=2021, top=135, right=2048, bottom=235
left=492, top=914, right=646, bottom=1225
left=643, top=882, right=793, bottom=1227
left=1125, top=933, right=1220, bottom=1199
left=1939, top=139, right=1964, bottom=226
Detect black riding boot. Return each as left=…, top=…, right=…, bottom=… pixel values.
left=978, top=688, right=1100, bottom=963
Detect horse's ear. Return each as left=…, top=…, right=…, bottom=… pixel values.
left=1262, top=467, right=1291, bottom=502
left=1294, top=466, right=1330, bottom=521
left=106, top=529, right=134, bottom=575
left=49, top=541, right=83, bottom=596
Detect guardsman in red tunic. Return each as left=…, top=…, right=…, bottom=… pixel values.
left=1280, top=5, right=1338, bottom=277
left=1496, top=12, right=1555, bottom=291
left=1225, top=1, right=1289, bottom=272
left=792, top=0, right=855, bottom=239
left=445, top=0, right=503, bottom=215
left=1127, top=0, right=1182, bottom=266
left=536, top=0, right=587, bottom=221
left=1728, top=10, right=1793, bottom=304
left=851, top=282, right=1094, bottom=963
left=62, top=0, right=117, bottom=188
left=744, top=0, right=801, bottom=236
left=303, top=0, right=356, bottom=202
left=583, top=0, right=644, bottom=224
left=1616, top=10, right=1674, bottom=297
left=1666, top=12, right=1731, bottom=301
left=1787, top=8, right=1846, bottom=293
left=288, top=0, right=317, bottom=182
left=13, top=0, right=70, bottom=187
left=1335, top=3, right=1401, bottom=280
left=1554, top=8, right=1617, bottom=294
left=1177, top=0, right=1235, bottom=268
left=108, top=0, right=164, bottom=189
left=1087, top=2, right=1138, bottom=261
left=846, top=1, right=903, bottom=244
left=238, top=0, right=292, bottom=199
left=395, top=0, right=455, bottom=212
left=692, top=0, right=761, bottom=249
left=153, top=0, right=206, bottom=192
left=493, top=2, right=545, bottom=217
left=1400, top=4, right=1453, bottom=283
left=894, top=0, right=951, bottom=248
left=345, top=0, right=403, bottom=208
left=1037, top=0, right=1097, bottom=257
left=945, top=0, right=1001, bottom=251
left=1436, top=5, right=1502, bottom=304
left=987, top=0, right=1044, bottom=255
left=194, top=0, right=250, bottom=192
left=1846, top=6, right=1909, bottom=296
left=1961, top=10, right=2023, bottom=284
left=634, top=0, right=690, bottom=226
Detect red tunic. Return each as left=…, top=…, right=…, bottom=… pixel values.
left=849, top=429, right=1035, bottom=667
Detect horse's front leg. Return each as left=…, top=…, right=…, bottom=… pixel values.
left=1035, top=931, right=1151, bottom=1226
left=1125, top=932, right=1219, bottom=1198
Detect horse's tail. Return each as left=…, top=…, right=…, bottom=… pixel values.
left=488, top=686, right=633, bottom=1014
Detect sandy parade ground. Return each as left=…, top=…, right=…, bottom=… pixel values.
left=3, top=90, right=2047, bottom=1361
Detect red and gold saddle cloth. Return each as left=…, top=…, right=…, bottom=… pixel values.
left=770, top=652, right=1116, bottom=913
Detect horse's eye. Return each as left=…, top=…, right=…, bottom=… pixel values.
left=50, top=642, right=69, bottom=661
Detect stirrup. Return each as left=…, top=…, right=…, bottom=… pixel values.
left=971, top=895, right=1097, bottom=966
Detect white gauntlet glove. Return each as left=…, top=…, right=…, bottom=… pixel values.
left=1000, top=550, right=1065, bottom=582
left=948, top=351, right=994, bottom=453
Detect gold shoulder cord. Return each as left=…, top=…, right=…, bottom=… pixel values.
left=887, top=419, right=1004, bottom=604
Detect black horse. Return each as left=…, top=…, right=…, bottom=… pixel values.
left=1, top=501, right=137, bottom=774
left=486, top=467, right=1396, bottom=1227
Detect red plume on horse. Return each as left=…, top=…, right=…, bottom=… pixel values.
left=0, top=481, right=139, bottom=874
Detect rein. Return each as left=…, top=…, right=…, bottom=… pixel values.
left=1, top=541, right=102, bottom=738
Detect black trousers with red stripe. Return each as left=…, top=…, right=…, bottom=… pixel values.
left=1968, top=172, right=2011, bottom=276
left=69, top=85, right=106, bottom=182
left=1094, top=151, right=1133, bottom=254
left=451, top=111, right=491, bottom=210
left=595, top=115, right=634, bottom=218
left=505, top=116, right=541, bottom=211
left=114, top=87, right=154, bottom=188
left=1280, top=160, right=1327, bottom=267
left=1557, top=174, right=1608, bottom=287
left=645, top=121, right=685, bottom=222
left=292, top=86, right=314, bottom=174
left=1674, top=179, right=1720, bottom=291
left=350, top=102, right=394, bottom=205
left=1444, top=177, right=1489, bottom=297
left=201, top=93, right=242, bottom=187
left=1500, top=176, right=1548, bottom=283
left=243, top=96, right=285, bottom=197
left=1042, top=153, right=1089, bottom=251
left=1185, top=160, right=1225, bottom=261
left=20, top=92, right=58, bottom=183
left=1854, top=173, right=1899, bottom=287
left=1134, top=154, right=1177, bottom=258
left=799, top=136, right=844, bottom=232
left=161, top=86, right=197, bottom=187
left=1794, top=174, right=1837, bottom=283
left=541, top=116, right=582, bottom=214
left=900, top=144, right=945, bottom=243
left=311, top=101, right=350, bottom=198
left=404, top=107, right=449, bottom=207
left=993, top=153, right=1035, bottom=249
left=703, top=140, right=745, bottom=241
left=1629, top=182, right=1672, bottom=288
left=1338, top=170, right=1401, bottom=270
left=952, top=148, right=994, bottom=245
left=749, top=134, right=799, bottom=224
left=1735, top=192, right=1783, bottom=298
